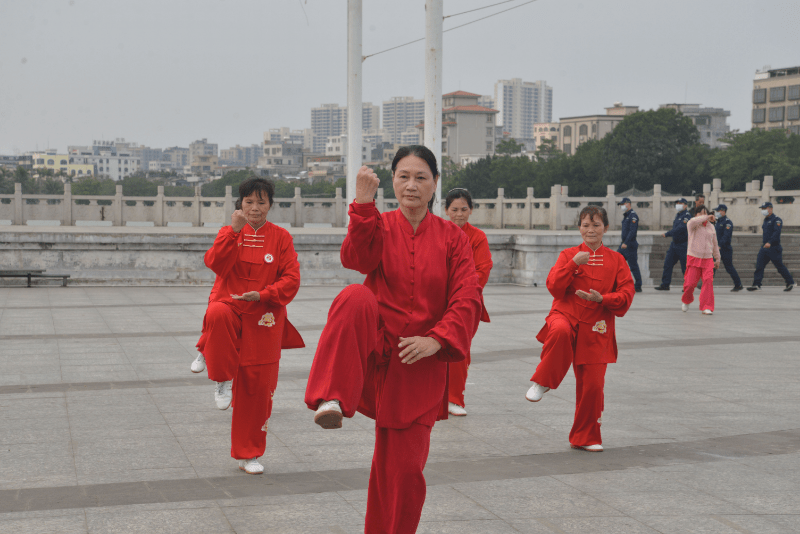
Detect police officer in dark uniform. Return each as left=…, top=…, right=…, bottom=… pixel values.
left=747, top=202, right=795, bottom=291
left=713, top=204, right=743, bottom=291
left=655, top=198, right=691, bottom=291
left=617, top=197, right=642, bottom=292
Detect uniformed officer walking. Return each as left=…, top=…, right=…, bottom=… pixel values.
left=655, top=198, right=691, bottom=291
left=713, top=204, right=744, bottom=291
left=747, top=202, right=795, bottom=291
left=618, top=197, right=642, bottom=292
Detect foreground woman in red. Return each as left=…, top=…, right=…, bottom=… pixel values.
left=200, top=177, right=304, bottom=475
left=444, top=188, right=492, bottom=417
left=526, top=206, right=634, bottom=452
left=304, top=146, right=482, bottom=533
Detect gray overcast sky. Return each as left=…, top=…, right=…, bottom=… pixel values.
left=1, top=0, right=798, bottom=154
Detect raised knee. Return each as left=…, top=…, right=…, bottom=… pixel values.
left=335, top=284, right=378, bottom=311
left=206, top=302, right=230, bottom=324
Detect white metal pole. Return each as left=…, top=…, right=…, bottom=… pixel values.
left=346, top=0, right=363, bottom=211
left=424, top=0, right=443, bottom=215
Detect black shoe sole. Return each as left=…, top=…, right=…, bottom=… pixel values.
left=731, top=287, right=743, bottom=292
left=785, top=287, right=794, bottom=292
left=654, top=287, right=669, bottom=291
left=746, top=287, right=760, bottom=291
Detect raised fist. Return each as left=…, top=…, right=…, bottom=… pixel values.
left=355, top=166, right=380, bottom=204
left=572, top=251, right=590, bottom=265
left=231, top=210, right=247, bottom=233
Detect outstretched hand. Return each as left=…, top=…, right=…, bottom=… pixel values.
left=398, top=336, right=442, bottom=364
left=231, top=291, right=260, bottom=301
left=576, top=289, right=603, bottom=303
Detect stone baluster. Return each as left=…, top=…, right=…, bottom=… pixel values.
left=525, top=187, right=534, bottom=230
left=606, top=184, right=616, bottom=230
left=497, top=188, right=505, bottom=229
left=63, top=182, right=73, bottom=226
left=652, top=184, right=662, bottom=230
left=155, top=186, right=164, bottom=227
left=14, top=183, right=22, bottom=225
left=294, top=187, right=303, bottom=228
left=335, top=187, right=344, bottom=227
left=114, top=185, right=123, bottom=226
left=223, top=186, right=233, bottom=226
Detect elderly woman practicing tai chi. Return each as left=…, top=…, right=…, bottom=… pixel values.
left=526, top=206, right=635, bottom=452
left=199, top=177, right=304, bottom=475
left=443, top=187, right=493, bottom=417
left=304, top=146, right=482, bottom=533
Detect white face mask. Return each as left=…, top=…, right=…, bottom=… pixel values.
left=675, top=204, right=684, bottom=211
left=713, top=211, right=721, bottom=218
left=620, top=205, right=628, bottom=212
left=761, top=209, right=769, bottom=216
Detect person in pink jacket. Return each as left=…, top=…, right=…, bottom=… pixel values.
left=681, top=205, right=721, bottom=315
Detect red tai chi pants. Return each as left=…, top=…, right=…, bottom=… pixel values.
left=682, top=256, right=715, bottom=312
left=448, top=354, right=469, bottom=407
left=531, top=313, right=607, bottom=447
left=204, top=302, right=280, bottom=460
left=304, top=285, right=433, bottom=534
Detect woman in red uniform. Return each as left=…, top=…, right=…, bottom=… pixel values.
left=526, top=206, right=634, bottom=452
left=304, top=146, right=482, bottom=533
left=444, top=188, right=492, bottom=417
left=200, top=177, right=304, bottom=475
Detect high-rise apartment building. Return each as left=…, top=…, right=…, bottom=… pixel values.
left=267, top=127, right=312, bottom=149
left=478, top=95, right=495, bottom=110
left=416, top=91, right=498, bottom=162
left=382, top=97, right=425, bottom=144
left=220, top=145, right=262, bottom=167
left=660, top=104, right=731, bottom=148
left=310, top=103, right=380, bottom=153
left=163, top=147, right=190, bottom=169
left=494, top=79, right=553, bottom=139
left=189, top=138, right=218, bottom=164
left=752, top=65, right=800, bottom=134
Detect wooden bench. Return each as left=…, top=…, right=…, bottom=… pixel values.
left=0, top=270, right=71, bottom=287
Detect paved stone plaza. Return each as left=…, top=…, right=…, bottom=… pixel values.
left=0, top=282, right=799, bottom=533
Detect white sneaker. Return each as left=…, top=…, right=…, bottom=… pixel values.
left=448, top=402, right=467, bottom=416
left=314, top=400, right=343, bottom=429
left=214, top=380, right=233, bottom=410
left=238, top=458, right=264, bottom=475
left=681, top=303, right=689, bottom=312
left=525, top=382, right=550, bottom=402
left=190, top=353, right=206, bottom=373
left=571, top=444, right=603, bottom=452
left=702, top=309, right=713, bottom=315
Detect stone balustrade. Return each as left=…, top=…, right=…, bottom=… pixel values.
left=0, top=176, right=796, bottom=231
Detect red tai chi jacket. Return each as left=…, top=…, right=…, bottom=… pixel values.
left=345, top=202, right=482, bottom=429
left=462, top=222, right=492, bottom=322
left=200, top=222, right=304, bottom=362
left=537, top=242, right=635, bottom=364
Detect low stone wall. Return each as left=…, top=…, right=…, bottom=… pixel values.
left=0, top=226, right=657, bottom=287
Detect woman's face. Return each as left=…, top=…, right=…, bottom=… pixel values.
left=392, top=155, right=438, bottom=211
left=579, top=214, right=608, bottom=248
left=445, top=198, right=472, bottom=228
left=241, top=192, right=270, bottom=226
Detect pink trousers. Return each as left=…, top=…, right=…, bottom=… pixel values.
left=682, top=256, right=715, bottom=311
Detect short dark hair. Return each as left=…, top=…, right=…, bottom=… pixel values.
left=696, top=194, right=705, bottom=200
left=445, top=188, right=473, bottom=210
left=579, top=206, right=609, bottom=227
left=693, top=205, right=709, bottom=216
left=237, top=176, right=274, bottom=208
left=392, top=145, right=439, bottom=211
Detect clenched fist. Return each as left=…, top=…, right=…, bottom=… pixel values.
left=231, top=210, right=247, bottom=233
left=355, top=166, right=380, bottom=204
left=572, top=251, right=590, bottom=265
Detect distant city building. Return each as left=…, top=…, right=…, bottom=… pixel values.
left=0, top=155, right=33, bottom=171
left=382, top=97, right=425, bottom=144
left=478, top=95, right=495, bottom=110
left=416, top=91, right=498, bottom=163
left=189, top=138, right=218, bottom=164
left=752, top=65, right=800, bottom=134
left=220, top=144, right=261, bottom=167
left=559, top=103, right=638, bottom=155
left=494, top=79, right=553, bottom=139
left=138, top=146, right=163, bottom=172
left=31, top=152, right=94, bottom=178
left=267, top=128, right=312, bottom=149
left=259, top=140, right=303, bottom=175
left=659, top=104, right=731, bottom=148
left=399, top=129, right=421, bottom=145
left=163, top=147, right=190, bottom=169
left=533, top=122, right=560, bottom=151
left=190, top=154, right=219, bottom=175
left=310, top=103, right=380, bottom=153
left=324, top=134, right=374, bottom=168
left=67, top=140, right=141, bottom=180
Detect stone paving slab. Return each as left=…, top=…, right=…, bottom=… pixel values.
left=0, top=284, right=798, bottom=533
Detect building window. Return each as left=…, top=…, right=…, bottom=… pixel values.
left=563, top=126, right=572, bottom=137
left=442, top=142, right=447, bottom=152
left=99, top=167, right=104, bottom=171
left=487, top=115, right=492, bottom=123
left=47, top=159, right=54, bottom=165
left=579, top=125, right=588, bottom=136
left=788, top=105, right=800, bottom=121
left=769, top=107, right=784, bottom=122
left=37, top=159, right=44, bottom=164
left=591, top=124, right=597, bottom=134
left=790, top=126, right=800, bottom=135
left=770, top=87, right=786, bottom=102
left=563, top=144, right=571, bottom=155
left=753, top=89, right=767, bottom=103
left=789, top=85, right=800, bottom=100
left=752, top=109, right=766, bottom=123
left=486, top=142, right=492, bottom=151
left=486, top=127, right=493, bottom=136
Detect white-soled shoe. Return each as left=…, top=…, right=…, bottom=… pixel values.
left=214, top=380, right=233, bottom=410
left=190, top=353, right=206, bottom=373
left=525, top=382, right=550, bottom=402
left=571, top=444, right=603, bottom=452
left=238, top=458, right=264, bottom=475
left=314, top=400, right=343, bottom=429
left=448, top=402, right=467, bottom=416
left=702, top=309, right=713, bottom=315
left=681, top=303, right=689, bottom=312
